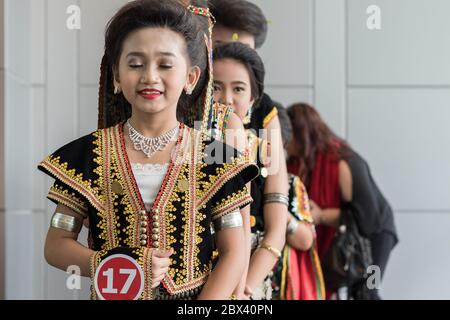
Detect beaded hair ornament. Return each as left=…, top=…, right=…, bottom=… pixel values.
left=185, top=3, right=216, bottom=139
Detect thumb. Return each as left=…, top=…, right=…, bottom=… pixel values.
left=154, top=248, right=173, bottom=258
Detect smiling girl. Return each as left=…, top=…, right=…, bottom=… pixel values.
left=38, top=0, right=257, bottom=300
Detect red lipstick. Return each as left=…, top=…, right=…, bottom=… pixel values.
left=138, top=89, right=162, bottom=100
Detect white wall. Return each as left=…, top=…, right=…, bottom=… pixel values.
left=0, top=0, right=5, bottom=301
left=3, top=0, right=36, bottom=299
left=346, top=0, right=450, bottom=299
left=1, top=0, right=448, bottom=299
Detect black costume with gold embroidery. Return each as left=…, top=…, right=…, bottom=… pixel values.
left=246, top=93, right=280, bottom=233
left=38, top=122, right=258, bottom=300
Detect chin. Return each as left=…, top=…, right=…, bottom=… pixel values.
left=135, top=103, right=165, bottom=115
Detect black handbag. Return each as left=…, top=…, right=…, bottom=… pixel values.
left=321, top=203, right=373, bottom=299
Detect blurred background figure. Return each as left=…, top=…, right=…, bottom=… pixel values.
left=271, top=105, right=325, bottom=300
left=286, top=103, right=398, bottom=299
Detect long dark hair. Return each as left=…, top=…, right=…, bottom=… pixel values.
left=275, top=106, right=293, bottom=149
left=287, top=103, right=350, bottom=186
left=212, top=42, right=265, bottom=107
left=98, top=0, right=210, bottom=129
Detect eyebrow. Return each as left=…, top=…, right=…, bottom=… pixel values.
left=214, top=80, right=248, bottom=86
left=126, top=51, right=177, bottom=58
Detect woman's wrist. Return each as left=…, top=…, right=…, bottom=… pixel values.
left=312, top=208, right=322, bottom=225
left=316, top=212, right=323, bottom=225
left=257, top=243, right=282, bottom=260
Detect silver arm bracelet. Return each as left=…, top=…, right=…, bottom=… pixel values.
left=263, top=193, right=289, bottom=207
left=213, top=210, right=243, bottom=232
left=50, top=212, right=83, bottom=233
left=286, top=218, right=299, bottom=235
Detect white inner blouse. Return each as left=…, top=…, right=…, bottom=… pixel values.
left=131, top=163, right=169, bottom=211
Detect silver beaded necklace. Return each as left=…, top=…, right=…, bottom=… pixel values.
left=127, top=120, right=179, bottom=158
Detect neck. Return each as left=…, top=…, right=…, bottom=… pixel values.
left=129, top=108, right=179, bottom=138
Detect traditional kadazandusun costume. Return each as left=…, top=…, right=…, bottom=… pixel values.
left=212, top=92, right=280, bottom=300
left=38, top=122, right=257, bottom=299
left=245, top=94, right=279, bottom=238
left=214, top=93, right=324, bottom=300
left=38, top=4, right=258, bottom=300
left=210, top=93, right=279, bottom=236
left=271, top=175, right=325, bottom=300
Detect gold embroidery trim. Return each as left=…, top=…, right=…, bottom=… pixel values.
left=48, top=186, right=88, bottom=218
left=294, top=176, right=313, bottom=224
left=197, top=159, right=257, bottom=210
left=162, top=127, right=211, bottom=295
left=211, top=188, right=253, bottom=220
left=39, top=156, right=103, bottom=213
left=263, top=106, right=278, bottom=128
left=100, top=127, right=117, bottom=248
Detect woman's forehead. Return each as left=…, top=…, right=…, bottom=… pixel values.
left=214, top=59, right=251, bottom=81
left=121, top=27, right=187, bottom=57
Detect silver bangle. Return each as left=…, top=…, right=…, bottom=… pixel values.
left=50, top=212, right=82, bottom=233
left=213, top=210, right=243, bottom=231
left=263, top=193, right=289, bottom=207
left=286, top=218, right=299, bottom=235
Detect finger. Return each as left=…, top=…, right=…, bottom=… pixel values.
left=153, top=259, right=171, bottom=271
left=152, top=267, right=169, bottom=278
left=152, top=274, right=165, bottom=283
left=153, top=268, right=169, bottom=278
left=160, top=258, right=171, bottom=268
left=152, top=272, right=166, bottom=281
left=153, top=249, right=174, bottom=258
left=152, top=255, right=172, bottom=267
left=151, top=280, right=161, bottom=289
left=151, top=258, right=162, bottom=269
left=244, top=286, right=253, bottom=296
left=151, top=274, right=165, bottom=288
left=152, top=274, right=166, bottom=287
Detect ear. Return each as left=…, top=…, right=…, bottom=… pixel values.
left=185, top=65, right=202, bottom=92
left=249, top=97, right=256, bottom=108
left=112, top=65, right=120, bottom=87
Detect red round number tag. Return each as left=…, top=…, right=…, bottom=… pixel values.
left=94, top=254, right=144, bottom=300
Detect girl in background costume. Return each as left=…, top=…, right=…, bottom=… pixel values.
left=38, top=0, right=258, bottom=300
left=209, top=0, right=288, bottom=298
left=185, top=0, right=253, bottom=299
left=271, top=106, right=325, bottom=300
left=212, top=42, right=288, bottom=300
left=209, top=1, right=289, bottom=300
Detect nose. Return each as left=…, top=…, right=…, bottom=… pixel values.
left=219, top=89, right=233, bottom=107
left=141, top=64, right=160, bottom=84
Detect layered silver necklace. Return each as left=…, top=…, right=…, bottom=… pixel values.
left=127, top=120, right=179, bottom=158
